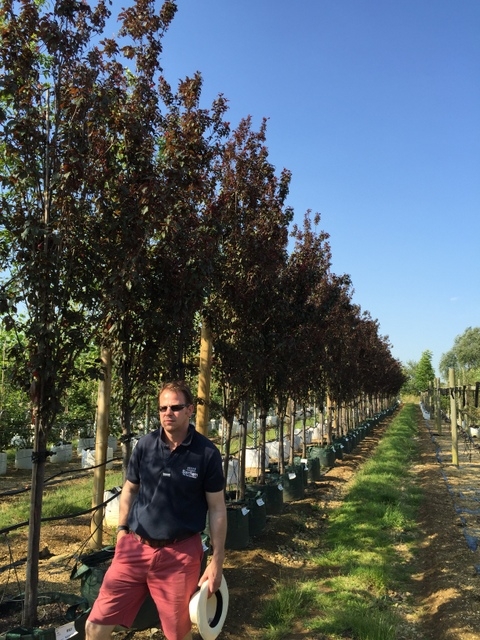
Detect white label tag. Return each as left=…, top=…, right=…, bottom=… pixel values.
left=278, top=484, right=283, bottom=491
left=256, top=498, right=265, bottom=506
left=288, top=472, right=296, bottom=480
left=301, top=458, right=308, bottom=464
left=55, top=622, right=77, bottom=640
left=241, top=507, right=250, bottom=516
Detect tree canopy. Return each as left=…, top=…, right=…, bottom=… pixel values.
left=439, top=327, right=480, bottom=383
left=414, top=350, right=435, bottom=392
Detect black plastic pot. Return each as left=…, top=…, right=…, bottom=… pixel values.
left=281, top=465, right=304, bottom=502
left=307, top=456, right=321, bottom=481
left=333, top=442, right=344, bottom=460
left=252, top=479, right=284, bottom=515
left=0, top=592, right=89, bottom=640
left=246, top=490, right=267, bottom=536
left=225, top=503, right=250, bottom=550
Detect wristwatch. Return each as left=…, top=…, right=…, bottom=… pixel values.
left=116, top=525, right=129, bottom=533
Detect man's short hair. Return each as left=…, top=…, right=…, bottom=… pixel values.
left=159, top=380, right=194, bottom=407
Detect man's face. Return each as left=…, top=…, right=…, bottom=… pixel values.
left=158, top=388, right=194, bottom=436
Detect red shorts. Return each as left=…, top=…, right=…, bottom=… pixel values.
left=87, top=532, right=203, bottom=640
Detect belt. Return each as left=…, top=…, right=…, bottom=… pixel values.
left=133, top=531, right=194, bottom=548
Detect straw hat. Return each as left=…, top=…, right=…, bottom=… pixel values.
left=189, top=575, right=229, bottom=640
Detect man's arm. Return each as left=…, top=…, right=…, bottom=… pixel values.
left=116, top=479, right=139, bottom=539
left=199, top=489, right=227, bottom=594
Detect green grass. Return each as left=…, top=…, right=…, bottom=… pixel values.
left=260, top=581, right=318, bottom=640
left=259, top=404, right=423, bottom=640
left=0, top=469, right=124, bottom=531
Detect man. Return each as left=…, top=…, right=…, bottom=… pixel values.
left=85, top=380, right=227, bottom=640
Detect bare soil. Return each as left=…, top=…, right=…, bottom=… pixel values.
left=2, top=406, right=480, bottom=639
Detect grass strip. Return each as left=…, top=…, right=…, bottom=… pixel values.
left=259, top=404, right=422, bottom=640
left=0, top=470, right=123, bottom=531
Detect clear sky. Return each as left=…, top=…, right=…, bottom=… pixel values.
left=112, top=1, right=480, bottom=375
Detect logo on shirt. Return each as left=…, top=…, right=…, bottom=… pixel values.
left=182, top=466, right=198, bottom=479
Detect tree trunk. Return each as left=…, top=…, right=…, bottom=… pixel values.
left=302, top=403, right=307, bottom=458
left=277, top=397, right=287, bottom=475
left=222, top=417, right=233, bottom=488
left=22, top=412, right=47, bottom=627
left=288, top=398, right=296, bottom=466
left=259, top=410, right=267, bottom=484
left=326, top=395, right=333, bottom=443
left=238, top=401, right=248, bottom=500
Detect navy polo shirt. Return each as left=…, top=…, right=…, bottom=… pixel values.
left=126, top=425, right=224, bottom=540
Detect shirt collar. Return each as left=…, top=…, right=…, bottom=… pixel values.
left=158, top=424, right=195, bottom=448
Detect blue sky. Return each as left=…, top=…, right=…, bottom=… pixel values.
left=111, top=1, right=479, bottom=376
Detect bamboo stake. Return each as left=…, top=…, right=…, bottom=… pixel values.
left=435, top=377, right=442, bottom=435
left=196, top=318, right=212, bottom=436
left=90, top=346, right=112, bottom=548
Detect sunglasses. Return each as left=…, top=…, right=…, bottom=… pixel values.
left=159, top=404, right=189, bottom=413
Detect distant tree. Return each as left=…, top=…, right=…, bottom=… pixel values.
left=455, top=328, right=480, bottom=370
left=0, top=327, right=31, bottom=451
left=359, top=323, right=404, bottom=403
left=59, top=342, right=100, bottom=437
left=401, top=360, right=419, bottom=396
left=438, top=350, right=457, bottom=381
left=439, top=327, right=480, bottom=383
left=414, top=350, right=435, bottom=392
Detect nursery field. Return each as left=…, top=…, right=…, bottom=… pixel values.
left=2, top=406, right=480, bottom=640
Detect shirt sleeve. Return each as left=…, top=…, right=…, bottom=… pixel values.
left=203, top=445, right=225, bottom=493
left=126, top=439, right=142, bottom=484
